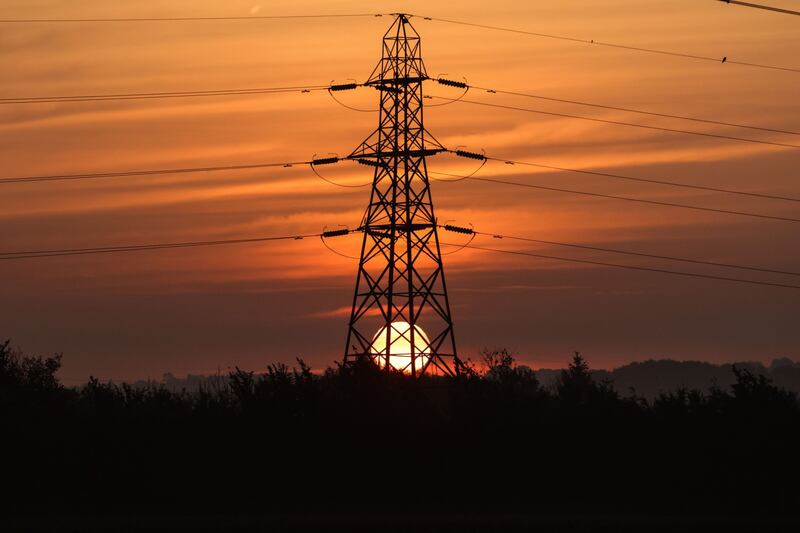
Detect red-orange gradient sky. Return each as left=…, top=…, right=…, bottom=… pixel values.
left=1, top=0, right=798, bottom=383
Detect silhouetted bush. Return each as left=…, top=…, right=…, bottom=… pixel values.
left=1, top=338, right=798, bottom=519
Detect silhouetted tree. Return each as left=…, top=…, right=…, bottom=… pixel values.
left=481, top=348, right=539, bottom=395
left=2, top=338, right=799, bottom=518
left=731, top=365, right=797, bottom=412
left=555, top=352, right=617, bottom=407
left=0, top=338, right=62, bottom=391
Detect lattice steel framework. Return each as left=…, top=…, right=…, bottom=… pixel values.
left=343, top=14, right=460, bottom=377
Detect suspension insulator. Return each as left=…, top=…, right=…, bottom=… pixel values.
left=412, top=149, right=443, bottom=157
left=322, top=228, right=350, bottom=238
left=454, top=149, right=486, bottom=160
left=356, top=158, right=383, bottom=167
left=437, top=78, right=467, bottom=89
left=367, top=230, right=391, bottom=239
left=311, top=157, right=339, bottom=166
left=329, top=83, right=359, bottom=92
left=443, top=224, right=474, bottom=235
left=375, top=84, right=403, bottom=94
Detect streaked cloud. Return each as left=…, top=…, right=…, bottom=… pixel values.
left=1, top=0, right=798, bottom=380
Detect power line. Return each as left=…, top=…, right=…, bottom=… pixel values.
left=0, top=233, right=323, bottom=260
left=417, top=15, right=800, bottom=74
left=4, top=224, right=796, bottom=291
left=18, top=73, right=794, bottom=144
left=482, top=157, right=800, bottom=203
left=471, top=230, right=800, bottom=277
left=0, top=13, right=387, bottom=23
left=5, top=10, right=793, bottom=71
left=717, top=0, right=800, bottom=16
left=0, top=153, right=384, bottom=187
left=430, top=172, right=800, bottom=223
left=327, top=90, right=377, bottom=112
left=444, top=242, right=800, bottom=290
left=426, top=96, right=800, bottom=150
left=310, top=161, right=371, bottom=188
left=7, top=77, right=797, bottom=144
left=0, top=160, right=311, bottom=185
left=465, top=84, right=800, bottom=137
left=0, top=85, right=330, bottom=105
left=9, top=149, right=797, bottom=226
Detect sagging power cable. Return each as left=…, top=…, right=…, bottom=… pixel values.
left=426, top=96, right=800, bottom=150
left=441, top=224, right=800, bottom=277
left=440, top=242, right=800, bottom=290
left=0, top=85, right=330, bottom=105
left=463, top=84, right=800, bottom=137
left=482, top=157, right=800, bottom=203
left=433, top=150, right=800, bottom=223
left=0, top=13, right=389, bottom=23
left=416, top=14, right=800, bottom=74
left=0, top=160, right=314, bottom=185
left=0, top=232, right=324, bottom=261
left=716, top=0, right=800, bottom=17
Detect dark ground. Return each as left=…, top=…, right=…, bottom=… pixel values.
left=5, top=514, right=800, bottom=533
left=3, top=342, right=799, bottom=531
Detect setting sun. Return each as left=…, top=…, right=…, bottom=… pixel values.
left=370, top=321, right=431, bottom=373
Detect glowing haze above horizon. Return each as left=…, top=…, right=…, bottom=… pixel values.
left=1, top=0, right=798, bottom=384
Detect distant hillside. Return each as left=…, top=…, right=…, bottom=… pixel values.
left=136, top=358, right=800, bottom=400
left=535, top=358, right=800, bottom=400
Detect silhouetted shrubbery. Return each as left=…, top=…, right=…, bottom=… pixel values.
left=2, top=340, right=799, bottom=518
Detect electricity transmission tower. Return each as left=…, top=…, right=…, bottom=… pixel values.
left=343, top=13, right=460, bottom=377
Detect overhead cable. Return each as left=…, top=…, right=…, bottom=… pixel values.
left=0, top=232, right=328, bottom=260
left=0, top=13, right=388, bottom=23
left=0, top=85, right=330, bottom=105
left=482, top=157, right=800, bottom=203
left=0, top=160, right=313, bottom=185
left=470, top=230, right=800, bottom=277
left=431, top=167, right=800, bottom=223
left=453, top=174, right=800, bottom=223
left=417, top=15, right=800, bottom=74
left=716, top=0, right=800, bottom=17
left=444, top=242, right=800, bottom=290
left=426, top=96, right=800, bottom=150
left=464, top=84, right=800, bottom=137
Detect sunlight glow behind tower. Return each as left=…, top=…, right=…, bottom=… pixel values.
left=370, top=321, right=431, bottom=373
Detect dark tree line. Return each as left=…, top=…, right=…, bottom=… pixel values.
left=2, top=340, right=799, bottom=518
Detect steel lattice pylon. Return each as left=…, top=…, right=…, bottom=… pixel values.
left=343, top=14, right=460, bottom=377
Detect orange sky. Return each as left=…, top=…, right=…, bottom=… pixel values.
left=1, top=0, right=798, bottom=383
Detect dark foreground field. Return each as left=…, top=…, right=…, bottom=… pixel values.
left=3, top=341, right=799, bottom=531
left=5, top=514, right=800, bottom=533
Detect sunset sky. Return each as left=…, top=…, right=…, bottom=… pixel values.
left=1, top=0, right=798, bottom=383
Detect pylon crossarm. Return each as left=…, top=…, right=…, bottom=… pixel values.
left=363, top=76, right=429, bottom=87
left=345, top=148, right=446, bottom=160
